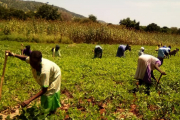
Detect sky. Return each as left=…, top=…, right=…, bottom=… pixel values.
left=28, top=0, right=180, bottom=28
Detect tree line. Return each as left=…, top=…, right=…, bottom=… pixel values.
left=0, top=4, right=180, bottom=35
left=0, top=4, right=61, bottom=20
left=119, top=17, right=180, bottom=35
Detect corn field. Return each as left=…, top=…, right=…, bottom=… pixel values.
left=0, top=19, right=180, bottom=46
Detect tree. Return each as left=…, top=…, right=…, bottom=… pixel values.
left=170, top=27, right=178, bottom=34
left=161, top=26, right=170, bottom=33
left=26, top=11, right=36, bottom=19
left=0, top=6, right=8, bottom=19
left=10, top=9, right=27, bottom=20
left=61, top=11, right=72, bottom=21
left=35, top=4, right=61, bottom=20
left=88, top=14, right=97, bottom=22
left=119, top=17, right=140, bottom=30
left=145, top=23, right=160, bottom=32
left=176, top=28, right=180, bottom=35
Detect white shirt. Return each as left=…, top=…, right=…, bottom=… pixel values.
left=26, top=57, right=61, bottom=96
left=138, top=50, right=144, bottom=56
left=95, top=45, right=102, bottom=49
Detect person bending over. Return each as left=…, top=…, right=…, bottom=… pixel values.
left=116, top=44, right=131, bottom=57
left=7, top=50, right=61, bottom=114
left=134, top=54, right=166, bottom=95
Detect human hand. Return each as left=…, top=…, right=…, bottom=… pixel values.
left=161, top=71, right=166, bottom=75
left=5, top=51, right=14, bottom=57
left=21, top=100, right=30, bottom=107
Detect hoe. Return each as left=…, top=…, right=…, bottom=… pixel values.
left=0, top=52, right=9, bottom=100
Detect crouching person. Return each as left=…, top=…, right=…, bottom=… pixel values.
left=138, top=47, right=145, bottom=56
left=134, top=54, right=166, bottom=95
left=157, top=47, right=170, bottom=64
left=94, top=45, right=102, bottom=58
left=52, top=45, right=61, bottom=57
left=21, top=45, right=32, bottom=56
left=116, top=44, right=131, bottom=57
left=6, top=50, right=61, bottom=114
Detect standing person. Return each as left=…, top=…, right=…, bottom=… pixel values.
left=116, top=44, right=131, bottom=57
left=6, top=50, right=61, bottom=114
left=52, top=45, right=61, bottom=57
left=94, top=45, right=102, bottom=58
left=138, top=47, right=145, bottom=56
left=22, top=45, right=32, bottom=56
left=134, top=54, right=166, bottom=95
left=157, top=47, right=171, bottom=64
left=155, top=44, right=161, bottom=51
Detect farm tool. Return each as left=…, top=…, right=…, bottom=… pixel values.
left=0, top=52, right=9, bottom=100
left=156, top=74, right=162, bottom=89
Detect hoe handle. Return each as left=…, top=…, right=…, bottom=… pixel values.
left=156, top=74, right=162, bottom=89
left=0, top=52, right=9, bottom=100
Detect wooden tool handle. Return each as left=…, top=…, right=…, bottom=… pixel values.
left=156, top=74, right=163, bottom=90
left=157, top=74, right=162, bottom=83
left=0, top=52, right=9, bottom=100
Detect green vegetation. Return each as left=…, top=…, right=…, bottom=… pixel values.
left=0, top=41, right=180, bottom=119
left=0, top=0, right=180, bottom=34
left=0, top=20, right=180, bottom=45
left=0, top=1, right=180, bottom=119
left=119, top=17, right=180, bottom=34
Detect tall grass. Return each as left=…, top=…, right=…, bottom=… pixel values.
left=0, top=19, right=180, bottom=45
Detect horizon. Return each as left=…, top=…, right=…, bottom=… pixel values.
left=25, top=0, right=180, bottom=28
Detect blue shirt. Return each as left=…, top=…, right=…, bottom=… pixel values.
left=158, top=47, right=170, bottom=58
left=119, top=45, right=126, bottom=51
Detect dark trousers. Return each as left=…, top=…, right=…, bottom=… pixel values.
left=138, top=79, right=152, bottom=95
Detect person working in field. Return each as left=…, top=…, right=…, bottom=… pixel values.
left=94, top=45, right=103, bottom=58
left=134, top=54, right=166, bottom=95
left=138, top=47, right=145, bottom=56
left=155, top=44, right=161, bottom=51
left=52, top=45, right=61, bottom=57
left=157, top=46, right=171, bottom=64
left=21, top=44, right=32, bottom=56
left=116, top=44, right=131, bottom=57
left=6, top=50, right=61, bottom=114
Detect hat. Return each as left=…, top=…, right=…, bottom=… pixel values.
left=141, top=47, right=144, bottom=50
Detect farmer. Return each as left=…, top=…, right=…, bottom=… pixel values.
left=157, top=46, right=171, bottom=64
left=52, top=45, right=61, bottom=57
left=155, top=44, right=161, bottom=51
left=6, top=50, right=61, bottom=114
left=138, top=47, right=145, bottom=56
left=116, top=44, right=131, bottom=57
left=21, top=45, right=32, bottom=56
left=94, top=45, right=102, bottom=58
left=134, top=54, right=166, bottom=95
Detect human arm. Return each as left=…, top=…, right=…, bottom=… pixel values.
left=21, top=49, right=24, bottom=55
left=6, top=51, right=27, bottom=61
left=58, top=50, right=61, bottom=57
left=21, top=87, right=47, bottom=107
left=21, top=44, right=24, bottom=55
left=151, top=71, right=158, bottom=83
left=154, top=63, right=166, bottom=75
left=52, top=49, right=55, bottom=57
left=21, top=73, right=50, bottom=107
